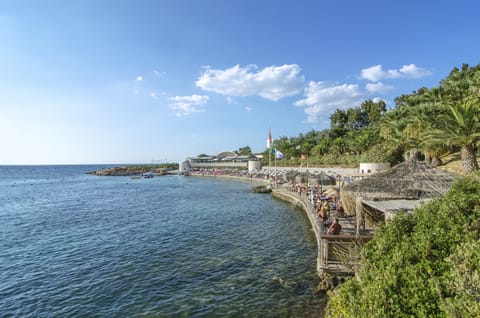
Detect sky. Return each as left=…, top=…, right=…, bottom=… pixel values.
left=1, top=0, right=480, bottom=164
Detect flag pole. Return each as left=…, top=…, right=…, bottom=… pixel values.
left=274, top=149, right=277, bottom=170
left=269, top=149, right=271, bottom=176
left=267, top=128, right=272, bottom=177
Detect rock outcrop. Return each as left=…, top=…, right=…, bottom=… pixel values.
left=252, top=185, right=272, bottom=193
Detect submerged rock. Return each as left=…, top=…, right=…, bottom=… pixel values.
left=252, top=185, right=272, bottom=193
left=315, top=272, right=351, bottom=292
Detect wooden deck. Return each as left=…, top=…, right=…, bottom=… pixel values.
left=272, top=187, right=373, bottom=275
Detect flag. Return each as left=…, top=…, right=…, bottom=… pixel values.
left=267, top=128, right=272, bottom=148
left=275, top=149, right=284, bottom=159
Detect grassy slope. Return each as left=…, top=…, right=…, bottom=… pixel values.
left=436, top=152, right=480, bottom=175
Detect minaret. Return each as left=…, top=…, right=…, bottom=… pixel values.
left=267, top=128, right=272, bottom=149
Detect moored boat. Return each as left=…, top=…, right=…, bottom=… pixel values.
left=142, top=172, right=155, bottom=178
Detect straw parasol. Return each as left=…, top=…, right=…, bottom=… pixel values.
left=317, top=171, right=336, bottom=186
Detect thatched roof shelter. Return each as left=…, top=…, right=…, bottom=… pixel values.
left=340, top=160, right=459, bottom=232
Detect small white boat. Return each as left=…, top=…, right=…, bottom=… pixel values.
left=142, top=172, right=155, bottom=178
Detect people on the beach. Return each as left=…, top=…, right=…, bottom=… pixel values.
left=336, top=200, right=344, bottom=216
left=327, top=218, right=342, bottom=235
left=316, top=201, right=329, bottom=223
left=317, top=205, right=328, bottom=222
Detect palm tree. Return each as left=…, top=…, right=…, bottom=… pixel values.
left=435, top=100, right=480, bottom=174
left=406, top=104, right=445, bottom=164
left=379, top=109, right=410, bottom=160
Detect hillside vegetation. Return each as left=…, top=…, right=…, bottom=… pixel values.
left=326, top=176, right=480, bottom=317
left=262, top=63, right=480, bottom=175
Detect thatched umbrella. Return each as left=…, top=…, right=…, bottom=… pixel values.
left=308, top=173, right=319, bottom=185
left=317, top=171, right=336, bottom=186
left=295, top=172, right=309, bottom=184
left=324, top=187, right=339, bottom=197
left=285, top=170, right=298, bottom=182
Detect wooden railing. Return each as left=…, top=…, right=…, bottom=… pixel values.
left=318, top=234, right=373, bottom=273
left=272, top=188, right=374, bottom=274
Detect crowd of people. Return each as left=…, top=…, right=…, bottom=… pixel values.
left=288, top=181, right=345, bottom=235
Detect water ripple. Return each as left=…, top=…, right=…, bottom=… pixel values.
left=0, top=166, right=324, bottom=317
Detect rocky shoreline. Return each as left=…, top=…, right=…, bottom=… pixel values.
left=86, top=166, right=174, bottom=176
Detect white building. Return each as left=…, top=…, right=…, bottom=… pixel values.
left=184, top=151, right=261, bottom=172
left=359, top=163, right=390, bottom=174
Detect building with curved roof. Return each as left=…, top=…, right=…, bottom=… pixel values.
left=184, top=151, right=261, bottom=170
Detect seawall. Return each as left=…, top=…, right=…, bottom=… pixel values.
left=272, top=188, right=324, bottom=273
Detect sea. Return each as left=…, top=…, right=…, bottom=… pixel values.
left=0, top=165, right=326, bottom=317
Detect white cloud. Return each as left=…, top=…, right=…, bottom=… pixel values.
left=360, top=65, right=384, bottom=82
left=372, top=97, right=386, bottom=104
left=398, top=64, right=432, bottom=78
left=294, top=81, right=362, bottom=123
left=195, top=64, right=305, bottom=101
left=365, top=82, right=393, bottom=93
left=168, top=94, right=209, bottom=116
left=245, top=106, right=253, bottom=112
left=136, top=76, right=143, bottom=82
left=360, top=64, right=431, bottom=81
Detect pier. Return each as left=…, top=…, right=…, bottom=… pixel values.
left=272, top=188, right=373, bottom=276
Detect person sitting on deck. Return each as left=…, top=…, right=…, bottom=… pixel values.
left=327, top=218, right=342, bottom=235
left=336, top=200, right=345, bottom=217
left=317, top=205, right=328, bottom=223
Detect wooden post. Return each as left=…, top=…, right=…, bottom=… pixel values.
left=355, top=197, right=363, bottom=237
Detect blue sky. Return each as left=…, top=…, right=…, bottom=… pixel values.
left=1, top=0, right=479, bottom=164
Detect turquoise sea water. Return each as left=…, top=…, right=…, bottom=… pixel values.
left=0, top=166, right=325, bottom=317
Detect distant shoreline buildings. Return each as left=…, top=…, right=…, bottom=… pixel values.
left=179, top=151, right=262, bottom=173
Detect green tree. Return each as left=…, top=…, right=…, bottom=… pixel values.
left=379, top=109, right=410, bottom=160
left=440, top=63, right=480, bottom=102
left=236, top=146, right=253, bottom=156
left=330, top=109, right=349, bottom=138
left=434, top=100, right=480, bottom=174
left=360, top=99, right=387, bottom=125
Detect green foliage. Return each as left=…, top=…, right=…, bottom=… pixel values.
left=326, top=177, right=480, bottom=318
left=267, top=63, right=479, bottom=170
left=236, top=145, right=253, bottom=156
left=443, top=241, right=480, bottom=316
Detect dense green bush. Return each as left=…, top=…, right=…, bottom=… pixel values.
left=326, top=177, right=480, bottom=318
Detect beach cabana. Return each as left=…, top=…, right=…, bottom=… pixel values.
left=340, top=160, right=459, bottom=232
